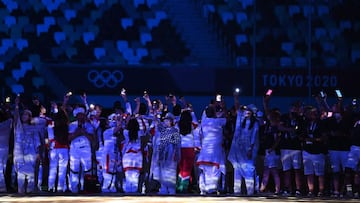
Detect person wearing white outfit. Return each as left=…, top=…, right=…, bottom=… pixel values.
left=0, top=118, right=12, bottom=192
left=68, top=106, right=95, bottom=193
left=13, top=96, right=42, bottom=194
left=196, top=101, right=227, bottom=195
left=228, top=98, right=260, bottom=195
left=98, top=114, right=122, bottom=193
left=121, top=118, right=143, bottom=193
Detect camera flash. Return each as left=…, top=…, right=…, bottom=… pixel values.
left=235, top=88, right=240, bottom=93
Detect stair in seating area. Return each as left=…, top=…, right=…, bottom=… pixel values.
left=162, top=0, right=232, bottom=67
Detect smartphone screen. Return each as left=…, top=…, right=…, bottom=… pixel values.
left=121, top=88, right=126, bottom=95
left=353, top=98, right=357, bottom=106
left=320, top=91, right=325, bottom=98
left=327, top=111, right=333, bottom=117
left=266, top=89, right=273, bottom=96
left=335, top=89, right=342, bottom=98
left=216, top=94, right=222, bottom=102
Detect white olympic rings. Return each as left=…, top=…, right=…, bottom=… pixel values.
left=87, top=70, right=124, bottom=88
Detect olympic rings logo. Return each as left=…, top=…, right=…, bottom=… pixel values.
left=87, top=70, right=124, bottom=88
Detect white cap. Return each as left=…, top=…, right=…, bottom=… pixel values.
left=247, top=104, right=258, bottom=113
left=164, top=112, right=175, bottom=120
left=73, top=107, right=85, bottom=117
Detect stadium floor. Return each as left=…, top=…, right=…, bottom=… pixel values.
left=1, top=194, right=359, bottom=203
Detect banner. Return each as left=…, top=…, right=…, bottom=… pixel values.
left=47, top=65, right=359, bottom=97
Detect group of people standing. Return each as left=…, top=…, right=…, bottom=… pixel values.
left=0, top=90, right=359, bottom=198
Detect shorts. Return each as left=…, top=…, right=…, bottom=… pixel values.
left=303, top=151, right=325, bottom=176
left=264, top=150, right=281, bottom=169
left=328, top=150, right=349, bottom=173
left=280, top=149, right=302, bottom=171
left=345, top=145, right=360, bottom=171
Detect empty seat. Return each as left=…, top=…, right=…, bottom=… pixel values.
left=83, top=32, right=95, bottom=45
left=147, top=0, right=159, bottom=8
left=328, top=27, right=340, bottom=40
left=140, top=32, right=152, bottom=45
left=220, top=11, right=234, bottom=24
left=294, top=57, right=306, bottom=67
left=4, top=15, right=16, bottom=28
left=103, top=40, right=116, bottom=52
left=317, top=5, right=329, bottom=16
left=288, top=5, right=300, bottom=17
left=0, top=62, right=4, bottom=70
left=321, top=42, right=335, bottom=53
left=235, top=12, right=247, bottom=24
left=54, top=32, right=66, bottom=44
left=44, top=16, right=56, bottom=26
left=1, top=38, right=13, bottom=52
left=235, top=34, right=248, bottom=46
left=236, top=56, right=248, bottom=67
left=274, top=5, right=288, bottom=25
left=155, top=11, right=167, bottom=21
left=202, top=4, right=215, bottom=18
left=303, top=5, right=314, bottom=17
left=94, top=47, right=106, bottom=59
left=51, top=47, right=63, bottom=58
left=340, top=20, right=352, bottom=30
left=10, top=24, right=22, bottom=39
left=93, top=0, right=105, bottom=7
left=32, top=77, right=44, bottom=88
left=280, top=57, right=292, bottom=67
left=239, top=0, right=254, bottom=9
left=65, top=47, right=77, bottom=59
left=323, top=57, right=337, bottom=67
left=351, top=48, right=360, bottom=63
left=281, top=42, right=294, bottom=55
left=133, top=0, right=145, bottom=8
left=123, top=49, right=140, bottom=65
left=146, top=18, right=159, bottom=29
left=16, top=38, right=28, bottom=51
left=90, top=10, right=102, bottom=21
left=121, top=18, right=133, bottom=29
left=20, top=61, right=32, bottom=72
left=315, top=27, right=327, bottom=40
left=11, top=84, right=24, bottom=95
left=3, top=0, right=18, bottom=12
left=136, top=47, right=149, bottom=58
left=12, top=69, right=26, bottom=81
left=17, top=16, right=29, bottom=28
left=0, top=40, right=11, bottom=55
left=42, top=0, right=58, bottom=13
left=150, top=48, right=163, bottom=60
left=116, top=40, right=129, bottom=53
left=37, top=24, right=49, bottom=36
left=29, top=54, right=41, bottom=68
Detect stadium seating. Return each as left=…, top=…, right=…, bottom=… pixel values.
left=0, top=0, right=359, bottom=97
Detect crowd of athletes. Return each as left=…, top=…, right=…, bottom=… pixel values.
left=0, top=89, right=360, bottom=198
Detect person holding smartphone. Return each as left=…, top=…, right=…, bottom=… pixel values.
left=196, top=97, right=227, bottom=195
left=301, top=107, right=327, bottom=197
left=68, top=106, right=95, bottom=193
left=13, top=96, right=42, bottom=194
left=228, top=93, right=259, bottom=196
